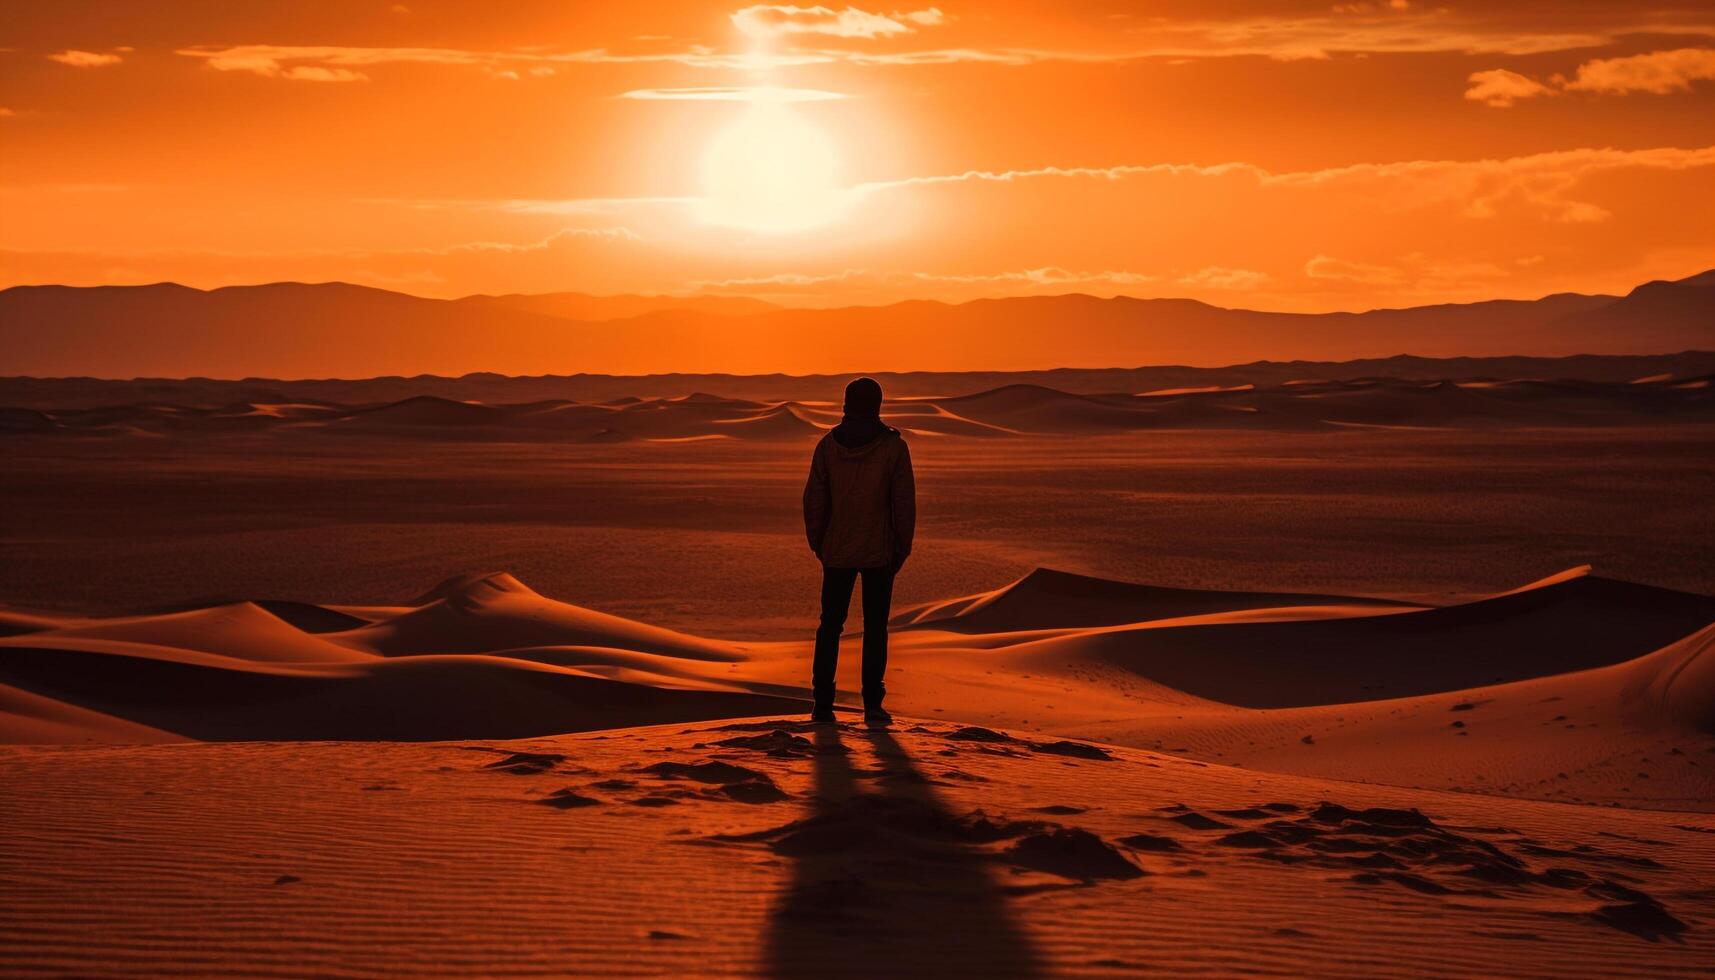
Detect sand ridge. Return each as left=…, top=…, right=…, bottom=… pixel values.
left=3, top=565, right=1711, bottom=810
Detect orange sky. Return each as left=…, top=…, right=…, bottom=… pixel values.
left=2, top=1, right=1712, bottom=311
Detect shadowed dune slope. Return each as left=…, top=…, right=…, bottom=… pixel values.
left=0, top=684, right=190, bottom=745
left=992, top=567, right=1715, bottom=708
left=1060, top=623, right=1715, bottom=808
left=895, top=567, right=1421, bottom=633
left=1, top=566, right=1711, bottom=811
left=0, top=648, right=802, bottom=741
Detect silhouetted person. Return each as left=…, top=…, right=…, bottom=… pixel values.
left=803, top=377, right=915, bottom=724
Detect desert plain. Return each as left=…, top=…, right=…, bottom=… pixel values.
left=2, top=363, right=1714, bottom=976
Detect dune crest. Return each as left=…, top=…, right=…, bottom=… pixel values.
left=2, top=566, right=1710, bottom=812
left=337, top=571, right=743, bottom=662
left=895, top=566, right=1419, bottom=633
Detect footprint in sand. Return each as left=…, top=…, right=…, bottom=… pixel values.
left=537, top=789, right=602, bottom=809
left=1002, top=828, right=1146, bottom=881
left=1166, top=811, right=1231, bottom=831
left=639, top=759, right=790, bottom=803
left=1030, top=740, right=1113, bottom=761
left=1189, top=800, right=1690, bottom=943
left=482, top=752, right=567, bottom=776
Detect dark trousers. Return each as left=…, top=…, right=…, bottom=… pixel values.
left=812, top=565, right=895, bottom=709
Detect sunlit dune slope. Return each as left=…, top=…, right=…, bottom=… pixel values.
left=3, top=565, right=1712, bottom=811
left=338, top=572, right=741, bottom=661
left=1062, top=623, right=1715, bottom=810
left=908, top=566, right=1715, bottom=708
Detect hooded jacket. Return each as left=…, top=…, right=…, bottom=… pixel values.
left=802, top=423, right=915, bottom=569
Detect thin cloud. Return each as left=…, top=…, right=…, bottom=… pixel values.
left=429, top=227, right=642, bottom=254
left=180, top=45, right=484, bottom=76
left=912, top=267, right=1158, bottom=286
left=0, top=226, right=639, bottom=264
left=383, top=146, right=1715, bottom=237
left=46, top=49, right=123, bottom=68
left=691, top=269, right=872, bottom=292
left=861, top=146, right=1715, bottom=224
left=1305, top=254, right=1521, bottom=292
left=1304, top=255, right=1406, bottom=284
left=387, top=195, right=693, bottom=216
left=285, top=66, right=368, bottom=82
left=1468, top=48, right=1715, bottom=108
left=619, top=86, right=849, bottom=102
left=1113, top=14, right=1618, bottom=61
left=173, top=15, right=1707, bottom=83
left=1565, top=47, right=1715, bottom=95
left=1465, top=69, right=1555, bottom=107
left=1179, top=266, right=1270, bottom=290
left=175, top=43, right=830, bottom=74
left=730, top=5, right=946, bottom=40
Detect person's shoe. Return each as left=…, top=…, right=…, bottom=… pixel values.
left=863, top=705, right=893, bottom=726
left=810, top=703, right=836, bottom=723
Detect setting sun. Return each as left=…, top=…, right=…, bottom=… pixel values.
left=697, top=101, right=851, bottom=233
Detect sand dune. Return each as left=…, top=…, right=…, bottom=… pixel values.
left=340, top=572, right=741, bottom=661
left=24, top=602, right=375, bottom=663
left=1064, top=623, right=1715, bottom=809
left=5, top=372, right=1711, bottom=441
left=894, top=566, right=1419, bottom=632
left=4, top=565, right=1713, bottom=975
left=964, top=567, right=1715, bottom=709
left=4, top=565, right=1711, bottom=812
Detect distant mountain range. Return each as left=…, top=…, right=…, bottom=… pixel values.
left=1, top=271, right=1710, bottom=379
left=452, top=291, right=780, bottom=321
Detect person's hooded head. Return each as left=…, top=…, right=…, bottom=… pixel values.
left=833, top=376, right=889, bottom=447
left=843, top=377, right=883, bottom=419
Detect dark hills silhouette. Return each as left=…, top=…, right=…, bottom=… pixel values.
left=3, top=351, right=1715, bottom=411
left=0, top=271, right=1709, bottom=379
left=452, top=291, right=779, bottom=321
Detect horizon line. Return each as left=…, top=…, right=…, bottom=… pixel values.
left=5, top=349, right=1711, bottom=387
left=5, top=268, right=1709, bottom=322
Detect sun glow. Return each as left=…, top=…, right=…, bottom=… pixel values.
left=696, top=103, right=853, bottom=234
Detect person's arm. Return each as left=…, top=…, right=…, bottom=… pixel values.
left=802, top=440, right=830, bottom=557
left=890, top=439, right=916, bottom=569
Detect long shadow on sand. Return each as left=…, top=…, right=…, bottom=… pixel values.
left=759, top=723, right=1041, bottom=978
